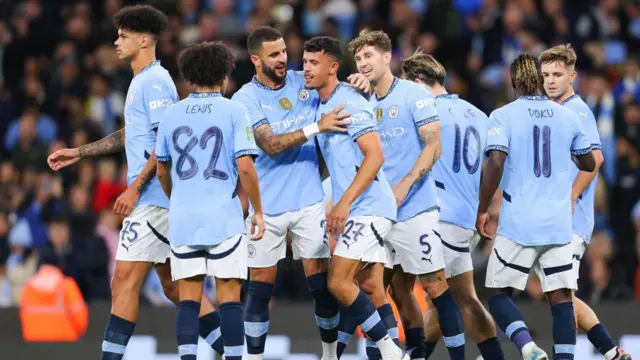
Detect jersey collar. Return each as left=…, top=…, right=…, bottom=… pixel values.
left=321, top=82, right=344, bottom=104
left=375, top=77, right=399, bottom=101
left=435, top=94, right=459, bottom=99
left=560, top=94, right=580, bottom=105
left=251, top=75, right=286, bottom=91
left=519, top=95, right=548, bottom=101
left=140, top=60, right=160, bottom=74
left=188, top=92, right=222, bottom=98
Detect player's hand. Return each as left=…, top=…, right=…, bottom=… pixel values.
left=47, top=148, right=81, bottom=171
left=392, top=181, right=411, bottom=207
left=476, top=211, right=493, bottom=239
left=251, top=213, right=265, bottom=240
left=347, top=73, right=372, bottom=94
left=113, top=187, right=139, bottom=216
left=326, top=199, right=349, bottom=239
left=318, top=105, right=351, bottom=133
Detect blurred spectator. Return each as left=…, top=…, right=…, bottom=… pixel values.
left=92, top=159, right=126, bottom=213
left=95, top=209, right=119, bottom=278
left=5, top=218, right=38, bottom=306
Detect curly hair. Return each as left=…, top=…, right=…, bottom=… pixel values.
left=113, top=5, right=168, bottom=39
left=348, top=29, right=392, bottom=55
left=178, top=42, right=235, bottom=88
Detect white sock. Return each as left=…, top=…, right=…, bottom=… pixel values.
left=604, top=346, right=619, bottom=360
left=321, top=341, right=338, bottom=358
left=248, top=354, right=264, bottom=360
left=376, top=335, right=401, bottom=359
left=521, top=342, right=536, bottom=356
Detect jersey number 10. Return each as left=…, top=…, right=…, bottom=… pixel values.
left=172, top=125, right=229, bottom=181
left=532, top=125, right=552, bottom=178
left=452, top=124, right=481, bottom=174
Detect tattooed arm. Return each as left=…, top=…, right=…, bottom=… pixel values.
left=402, top=121, right=442, bottom=185
left=79, top=128, right=126, bottom=157
left=253, top=106, right=351, bottom=156
left=253, top=124, right=308, bottom=156
left=391, top=120, right=441, bottom=206
left=48, top=128, right=126, bottom=171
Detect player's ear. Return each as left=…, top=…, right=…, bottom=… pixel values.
left=249, top=54, right=261, bottom=68
left=383, top=51, right=391, bottom=66
left=570, top=70, right=577, bottom=84
left=329, top=60, right=340, bottom=76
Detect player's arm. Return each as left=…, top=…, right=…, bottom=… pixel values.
left=478, top=151, right=506, bottom=218
left=571, top=148, right=603, bottom=200
left=156, top=159, right=172, bottom=198
left=253, top=106, right=350, bottom=156
left=80, top=128, right=126, bottom=157
left=570, top=114, right=597, bottom=173
left=47, top=129, right=125, bottom=171
left=155, top=120, right=173, bottom=198
left=237, top=156, right=265, bottom=240
left=327, top=131, right=383, bottom=238
left=395, top=120, right=441, bottom=204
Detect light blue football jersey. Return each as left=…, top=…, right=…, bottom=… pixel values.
left=323, top=178, right=332, bottom=204
left=562, top=94, right=602, bottom=244
left=316, top=83, right=396, bottom=221
left=124, top=61, right=178, bottom=209
left=155, top=92, right=259, bottom=247
left=371, top=77, right=439, bottom=222
left=486, top=96, right=592, bottom=246
left=432, top=94, right=488, bottom=230
left=231, top=71, right=323, bottom=215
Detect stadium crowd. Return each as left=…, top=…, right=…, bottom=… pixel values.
left=0, top=0, right=639, bottom=307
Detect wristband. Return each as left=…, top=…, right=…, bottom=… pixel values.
left=303, top=122, right=320, bottom=139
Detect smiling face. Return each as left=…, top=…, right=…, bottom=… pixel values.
left=252, top=38, right=288, bottom=84
left=541, top=60, right=576, bottom=100
left=302, top=50, right=338, bottom=89
left=354, top=44, right=390, bottom=84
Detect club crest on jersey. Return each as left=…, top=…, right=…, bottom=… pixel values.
left=375, top=107, right=383, bottom=123
left=298, top=90, right=310, bottom=101
left=279, top=98, right=292, bottom=110
left=388, top=106, right=399, bottom=118
left=127, top=93, right=134, bottom=106
left=248, top=244, right=256, bottom=258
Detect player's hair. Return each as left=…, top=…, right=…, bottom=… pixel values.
left=113, top=5, right=168, bottom=39
left=509, top=54, right=541, bottom=96
left=401, top=49, right=446, bottom=86
left=247, top=26, right=283, bottom=55
left=303, top=36, right=343, bottom=62
left=348, top=29, right=392, bottom=55
left=538, top=44, right=577, bottom=69
left=178, top=42, right=235, bottom=88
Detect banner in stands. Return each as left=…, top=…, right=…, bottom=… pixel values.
left=1, top=303, right=639, bottom=359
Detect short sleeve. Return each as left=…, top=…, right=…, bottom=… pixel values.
left=581, top=111, right=602, bottom=150
left=570, top=113, right=593, bottom=156
left=347, top=109, right=377, bottom=140
left=485, top=109, right=509, bottom=156
left=408, top=86, right=439, bottom=128
left=143, top=81, right=176, bottom=129
left=233, top=105, right=260, bottom=158
left=231, top=89, right=268, bottom=131
left=155, top=116, right=171, bottom=163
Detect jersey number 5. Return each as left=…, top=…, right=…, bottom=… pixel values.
left=172, top=126, right=229, bottom=181
left=533, top=125, right=551, bottom=178
left=452, top=124, right=480, bottom=174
